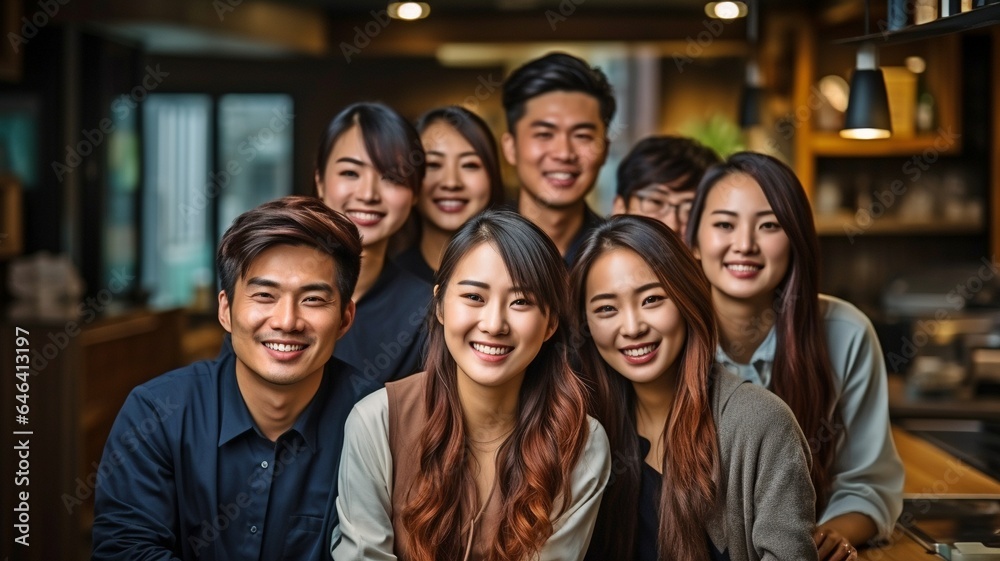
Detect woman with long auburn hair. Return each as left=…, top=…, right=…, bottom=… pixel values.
left=332, top=209, right=611, bottom=561
left=685, top=152, right=903, bottom=561
left=573, top=215, right=817, bottom=561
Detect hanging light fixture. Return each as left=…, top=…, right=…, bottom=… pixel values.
left=840, top=1, right=892, bottom=139
left=738, top=0, right=762, bottom=128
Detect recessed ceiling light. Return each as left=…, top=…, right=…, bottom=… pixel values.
left=705, top=1, right=748, bottom=19
left=388, top=2, right=430, bottom=21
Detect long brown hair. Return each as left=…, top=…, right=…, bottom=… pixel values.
left=401, top=209, right=589, bottom=561
left=685, top=151, right=840, bottom=511
left=571, top=215, right=719, bottom=561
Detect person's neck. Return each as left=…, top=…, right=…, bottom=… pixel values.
left=517, top=191, right=586, bottom=257
left=355, top=240, right=388, bottom=301
left=235, top=364, right=322, bottom=442
left=632, top=369, right=676, bottom=473
left=713, top=288, right=776, bottom=364
left=458, top=373, right=520, bottom=445
left=419, top=223, right=452, bottom=273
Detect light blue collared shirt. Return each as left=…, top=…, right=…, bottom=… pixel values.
left=715, top=294, right=904, bottom=540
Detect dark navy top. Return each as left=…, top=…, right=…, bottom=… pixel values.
left=333, top=259, right=431, bottom=393
left=394, top=245, right=435, bottom=285
left=92, top=351, right=370, bottom=561
left=564, top=204, right=606, bottom=267
left=636, top=436, right=731, bottom=561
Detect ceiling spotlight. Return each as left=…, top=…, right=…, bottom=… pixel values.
left=388, top=2, right=430, bottom=20
left=706, top=1, right=748, bottom=19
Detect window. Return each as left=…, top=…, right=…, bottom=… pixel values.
left=141, top=94, right=294, bottom=310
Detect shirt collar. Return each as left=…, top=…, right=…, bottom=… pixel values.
left=714, top=323, right=778, bottom=387
left=218, top=355, right=334, bottom=452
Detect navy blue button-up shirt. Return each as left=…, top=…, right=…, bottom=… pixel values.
left=92, top=350, right=369, bottom=561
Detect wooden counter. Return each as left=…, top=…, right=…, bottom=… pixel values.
left=858, top=426, right=1000, bottom=560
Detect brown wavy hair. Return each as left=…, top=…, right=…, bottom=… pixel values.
left=571, top=215, right=719, bottom=561
left=400, top=209, right=589, bottom=561
left=685, top=151, right=841, bottom=511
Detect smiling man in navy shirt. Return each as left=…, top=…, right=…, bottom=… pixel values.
left=92, top=196, right=372, bottom=560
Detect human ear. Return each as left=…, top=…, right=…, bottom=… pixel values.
left=434, top=284, right=444, bottom=325
left=612, top=196, right=627, bottom=215
left=314, top=170, right=324, bottom=198
left=217, top=290, right=233, bottom=333
left=337, top=299, right=356, bottom=339
left=501, top=132, right=517, bottom=166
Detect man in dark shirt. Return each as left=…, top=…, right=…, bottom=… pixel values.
left=92, top=196, right=372, bottom=561
left=500, top=52, right=616, bottom=265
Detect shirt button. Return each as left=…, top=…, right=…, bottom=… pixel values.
left=261, top=460, right=268, bottom=469
left=250, top=525, right=258, bottom=534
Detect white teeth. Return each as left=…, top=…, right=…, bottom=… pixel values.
left=436, top=200, right=466, bottom=211
left=622, top=344, right=656, bottom=357
left=546, top=172, right=575, bottom=180
left=726, top=264, right=761, bottom=272
left=265, top=342, right=305, bottom=352
left=472, top=343, right=512, bottom=356
left=348, top=211, right=382, bottom=222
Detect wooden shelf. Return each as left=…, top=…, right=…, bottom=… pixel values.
left=835, top=4, right=1000, bottom=46
left=815, top=211, right=984, bottom=236
left=810, top=131, right=963, bottom=157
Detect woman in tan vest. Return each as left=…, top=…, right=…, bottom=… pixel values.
left=332, top=209, right=611, bottom=561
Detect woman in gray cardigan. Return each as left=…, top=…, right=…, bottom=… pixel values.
left=571, top=215, right=823, bottom=561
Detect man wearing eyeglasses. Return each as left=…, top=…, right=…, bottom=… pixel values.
left=612, top=135, right=720, bottom=236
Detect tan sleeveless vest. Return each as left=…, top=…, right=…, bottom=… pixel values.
left=386, top=372, right=500, bottom=561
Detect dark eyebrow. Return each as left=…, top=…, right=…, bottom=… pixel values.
left=709, top=209, right=776, bottom=217
left=635, top=282, right=663, bottom=293
left=528, top=120, right=599, bottom=132
left=335, top=157, right=367, bottom=166
left=246, top=277, right=334, bottom=293
left=589, top=282, right=664, bottom=303
left=457, top=279, right=489, bottom=289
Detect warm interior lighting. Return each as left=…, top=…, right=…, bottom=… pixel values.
left=840, top=43, right=893, bottom=140
left=705, top=2, right=748, bottom=19
left=388, top=2, right=429, bottom=20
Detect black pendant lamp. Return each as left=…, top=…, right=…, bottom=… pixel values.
left=840, top=1, right=892, bottom=139
left=738, top=0, right=762, bottom=128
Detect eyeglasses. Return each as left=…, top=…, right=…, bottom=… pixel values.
left=633, top=191, right=694, bottom=221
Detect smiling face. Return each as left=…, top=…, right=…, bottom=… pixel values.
left=692, top=173, right=791, bottom=308
left=218, top=244, right=355, bottom=393
left=437, top=242, right=557, bottom=396
left=584, top=248, right=686, bottom=386
left=502, top=91, right=608, bottom=210
left=316, top=124, right=415, bottom=251
left=418, top=121, right=493, bottom=234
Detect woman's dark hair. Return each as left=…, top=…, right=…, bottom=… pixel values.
left=314, top=101, right=425, bottom=193
left=502, top=52, right=616, bottom=133
left=571, top=215, right=719, bottom=561
left=416, top=105, right=505, bottom=210
left=685, top=151, right=840, bottom=511
left=616, top=135, right=721, bottom=198
left=217, top=195, right=362, bottom=310
left=401, top=209, right=589, bottom=561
